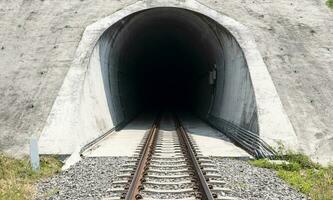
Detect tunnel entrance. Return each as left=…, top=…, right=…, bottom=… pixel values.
left=106, top=8, right=232, bottom=127
left=117, top=9, right=217, bottom=114
left=40, top=2, right=298, bottom=156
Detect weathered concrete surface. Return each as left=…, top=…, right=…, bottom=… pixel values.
left=0, top=0, right=332, bottom=164
left=83, top=114, right=153, bottom=157
left=0, top=0, right=137, bottom=156
left=181, top=115, right=251, bottom=158
left=204, top=0, right=333, bottom=164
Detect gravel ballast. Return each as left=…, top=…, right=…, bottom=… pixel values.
left=212, top=158, right=308, bottom=200
left=36, top=157, right=308, bottom=200
left=35, top=157, right=128, bottom=200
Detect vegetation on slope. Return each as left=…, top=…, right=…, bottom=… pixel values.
left=250, top=153, right=333, bottom=200
left=0, top=154, right=62, bottom=200
left=327, top=0, right=333, bottom=9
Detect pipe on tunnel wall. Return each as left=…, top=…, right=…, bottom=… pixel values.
left=38, top=0, right=297, bottom=155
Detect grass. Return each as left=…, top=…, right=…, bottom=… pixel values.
left=327, top=0, right=333, bottom=9
left=0, top=153, right=62, bottom=200
left=250, top=153, right=333, bottom=200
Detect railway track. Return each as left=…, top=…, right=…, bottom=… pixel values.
left=107, top=114, right=237, bottom=200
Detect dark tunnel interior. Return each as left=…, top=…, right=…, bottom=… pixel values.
left=131, top=29, right=212, bottom=111
left=115, top=8, right=217, bottom=116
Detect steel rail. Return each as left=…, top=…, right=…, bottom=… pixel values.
left=174, top=115, right=215, bottom=200
left=125, top=117, right=160, bottom=200
left=125, top=118, right=160, bottom=200
left=125, top=114, right=215, bottom=200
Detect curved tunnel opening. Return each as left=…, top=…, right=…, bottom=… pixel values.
left=97, top=8, right=258, bottom=133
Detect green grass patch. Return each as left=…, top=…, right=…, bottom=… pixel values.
left=0, top=153, right=62, bottom=200
left=327, top=0, right=333, bottom=9
left=250, top=153, right=333, bottom=200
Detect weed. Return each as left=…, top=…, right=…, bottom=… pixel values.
left=0, top=153, right=62, bottom=200
left=327, top=0, right=333, bottom=9
left=250, top=153, right=333, bottom=200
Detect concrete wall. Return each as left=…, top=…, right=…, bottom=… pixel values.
left=38, top=30, right=116, bottom=154
left=207, top=21, right=258, bottom=133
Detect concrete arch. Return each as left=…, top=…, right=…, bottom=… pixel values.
left=38, top=0, right=297, bottom=155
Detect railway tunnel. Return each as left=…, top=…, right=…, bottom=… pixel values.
left=39, top=4, right=297, bottom=156
left=102, top=8, right=258, bottom=133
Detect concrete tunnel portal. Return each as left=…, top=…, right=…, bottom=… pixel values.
left=103, top=8, right=258, bottom=133
left=39, top=3, right=297, bottom=156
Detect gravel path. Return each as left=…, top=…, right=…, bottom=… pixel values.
left=212, top=158, right=308, bottom=200
left=35, top=157, right=128, bottom=200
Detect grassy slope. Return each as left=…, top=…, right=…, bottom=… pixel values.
left=0, top=154, right=62, bottom=200
left=250, top=154, right=333, bottom=200
left=328, top=0, right=333, bottom=9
